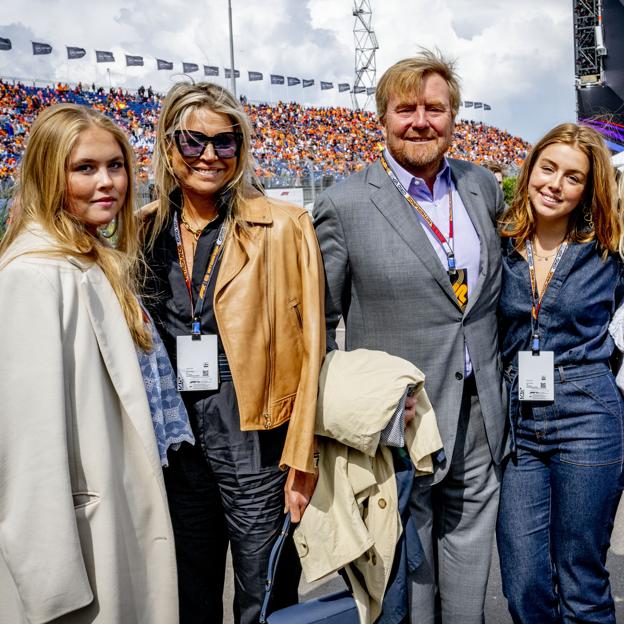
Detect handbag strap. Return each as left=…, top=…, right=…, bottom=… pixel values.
left=259, top=513, right=292, bottom=624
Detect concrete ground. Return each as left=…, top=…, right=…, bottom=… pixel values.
left=222, top=545, right=624, bottom=623
left=222, top=322, right=624, bottom=622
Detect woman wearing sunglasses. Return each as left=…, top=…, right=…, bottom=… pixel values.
left=143, top=82, right=325, bottom=624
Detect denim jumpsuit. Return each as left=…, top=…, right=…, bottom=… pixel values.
left=497, top=239, right=624, bottom=623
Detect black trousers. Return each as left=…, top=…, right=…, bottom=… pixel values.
left=164, top=439, right=300, bottom=624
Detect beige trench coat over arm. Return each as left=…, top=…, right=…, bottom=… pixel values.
left=294, top=348, right=443, bottom=624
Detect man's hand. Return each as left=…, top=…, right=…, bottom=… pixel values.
left=404, top=394, right=417, bottom=426
left=284, top=467, right=318, bottom=523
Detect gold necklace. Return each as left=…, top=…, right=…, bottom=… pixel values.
left=533, top=251, right=556, bottom=262
left=180, top=210, right=219, bottom=241
left=180, top=211, right=204, bottom=241
left=533, top=237, right=565, bottom=262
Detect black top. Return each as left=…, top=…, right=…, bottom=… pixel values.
left=143, top=205, right=286, bottom=472
left=144, top=209, right=226, bottom=370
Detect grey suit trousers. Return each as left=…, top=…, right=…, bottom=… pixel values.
left=409, top=377, right=501, bottom=624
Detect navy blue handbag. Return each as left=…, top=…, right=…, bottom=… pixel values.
left=259, top=514, right=359, bottom=623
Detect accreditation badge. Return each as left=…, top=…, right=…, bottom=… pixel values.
left=176, top=334, right=219, bottom=391
left=518, top=350, right=554, bottom=401
left=448, top=268, right=468, bottom=312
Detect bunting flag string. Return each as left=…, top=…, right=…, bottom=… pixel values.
left=126, top=55, right=144, bottom=67
left=157, top=59, right=173, bottom=70
left=32, top=41, right=52, bottom=55
left=67, top=46, right=86, bottom=60
left=95, top=50, right=115, bottom=63
left=0, top=37, right=495, bottom=104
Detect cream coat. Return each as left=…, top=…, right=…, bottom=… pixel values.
left=293, top=349, right=443, bottom=624
left=0, top=227, right=178, bottom=624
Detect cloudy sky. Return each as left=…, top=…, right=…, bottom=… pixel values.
left=0, top=0, right=576, bottom=142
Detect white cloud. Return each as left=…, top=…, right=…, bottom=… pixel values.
left=0, top=0, right=579, bottom=141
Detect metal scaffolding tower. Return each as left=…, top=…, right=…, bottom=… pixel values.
left=352, top=0, right=378, bottom=110
left=573, top=0, right=606, bottom=85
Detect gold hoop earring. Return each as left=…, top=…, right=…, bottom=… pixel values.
left=584, top=208, right=594, bottom=231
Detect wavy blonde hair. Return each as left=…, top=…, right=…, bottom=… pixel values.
left=376, top=49, right=461, bottom=120
left=499, top=123, right=620, bottom=256
left=0, top=103, right=151, bottom=350
left=149, top=81, right=260, bottom=247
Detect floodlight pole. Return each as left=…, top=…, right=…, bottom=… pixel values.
left=228, top=0, right=237, bottom=97
left=352, top=0, right=378, bottom=111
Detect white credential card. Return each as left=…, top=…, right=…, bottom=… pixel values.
left=518, top=350, right=555, bottom=401
left=176, top=334, right=219, bottom=391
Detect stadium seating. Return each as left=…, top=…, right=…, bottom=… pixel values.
left=0, top=79, right=530, bottom=187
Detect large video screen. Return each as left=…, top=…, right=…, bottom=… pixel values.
left=577, top=0, right=624, bottom=147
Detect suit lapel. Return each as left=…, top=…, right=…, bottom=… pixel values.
left=451, top=163, right=491, bottom=316
left=76, top=262, right=164, bottom=478
left=369, top=161, right=462, bottom=309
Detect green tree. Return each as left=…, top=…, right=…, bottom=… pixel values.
left=503, top=176, right=516, bottom=206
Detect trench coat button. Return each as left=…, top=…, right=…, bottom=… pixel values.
left=378, top=498, right=387, bottom=509
left=455, top=372, right=463, bottom=380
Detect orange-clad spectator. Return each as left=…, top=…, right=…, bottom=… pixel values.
left=0, top=79, right=530, bottom=187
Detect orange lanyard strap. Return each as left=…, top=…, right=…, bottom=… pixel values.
left=173, top=213, right=227, bottom=334
left=525, top=239, right=567, bottom=352
left=380, top=152, right=456, bottom=272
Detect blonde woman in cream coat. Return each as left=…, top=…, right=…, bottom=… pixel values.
left=0, top=104, right=178, bottom=623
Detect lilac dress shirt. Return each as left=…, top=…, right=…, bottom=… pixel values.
left=384, top=149, right=481, bottom=375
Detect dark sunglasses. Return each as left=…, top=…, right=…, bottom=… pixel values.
left=173, top=130, right=242, bottom=159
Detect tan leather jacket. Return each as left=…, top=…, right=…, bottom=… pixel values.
left=213, top=195, right=325, bottom=473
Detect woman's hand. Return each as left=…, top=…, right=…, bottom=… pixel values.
left=404, top=394, right=417, bottom=426
left=284, top=467, right=318, bottom=523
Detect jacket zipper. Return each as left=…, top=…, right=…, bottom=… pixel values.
left=263, top=228, right=273, bottom=429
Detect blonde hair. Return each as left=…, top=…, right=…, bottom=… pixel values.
left=499, top=123, right=619, bottom=256
left=150, top=82, right=260, bottom=246
left=376, top=49, right=461, bottom=120
left=0, top=103, right=151, bottom=350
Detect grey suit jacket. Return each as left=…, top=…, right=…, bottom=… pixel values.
left=314, top=158, right=507, bottom=483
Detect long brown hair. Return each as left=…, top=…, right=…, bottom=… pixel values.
left=0, top=103, right=151, bottom=350
left=150, top=81, right=260, bottom=248
left=499, top=123, right=619, bottom=255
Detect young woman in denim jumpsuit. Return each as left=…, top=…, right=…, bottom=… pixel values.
left=497, top=123, right=624, bottom=623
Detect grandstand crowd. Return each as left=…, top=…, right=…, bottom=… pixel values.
left=0, top=78, right=530, bottom=187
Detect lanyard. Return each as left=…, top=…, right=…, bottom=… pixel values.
left=525, top=239, right=567, bottom=352
left=173, top=212, right=227, bottom=335
left=380, top=152, right=457, bottom=273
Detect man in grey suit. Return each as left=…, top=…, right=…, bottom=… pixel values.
left=314, top=50, right=506, bottom=624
